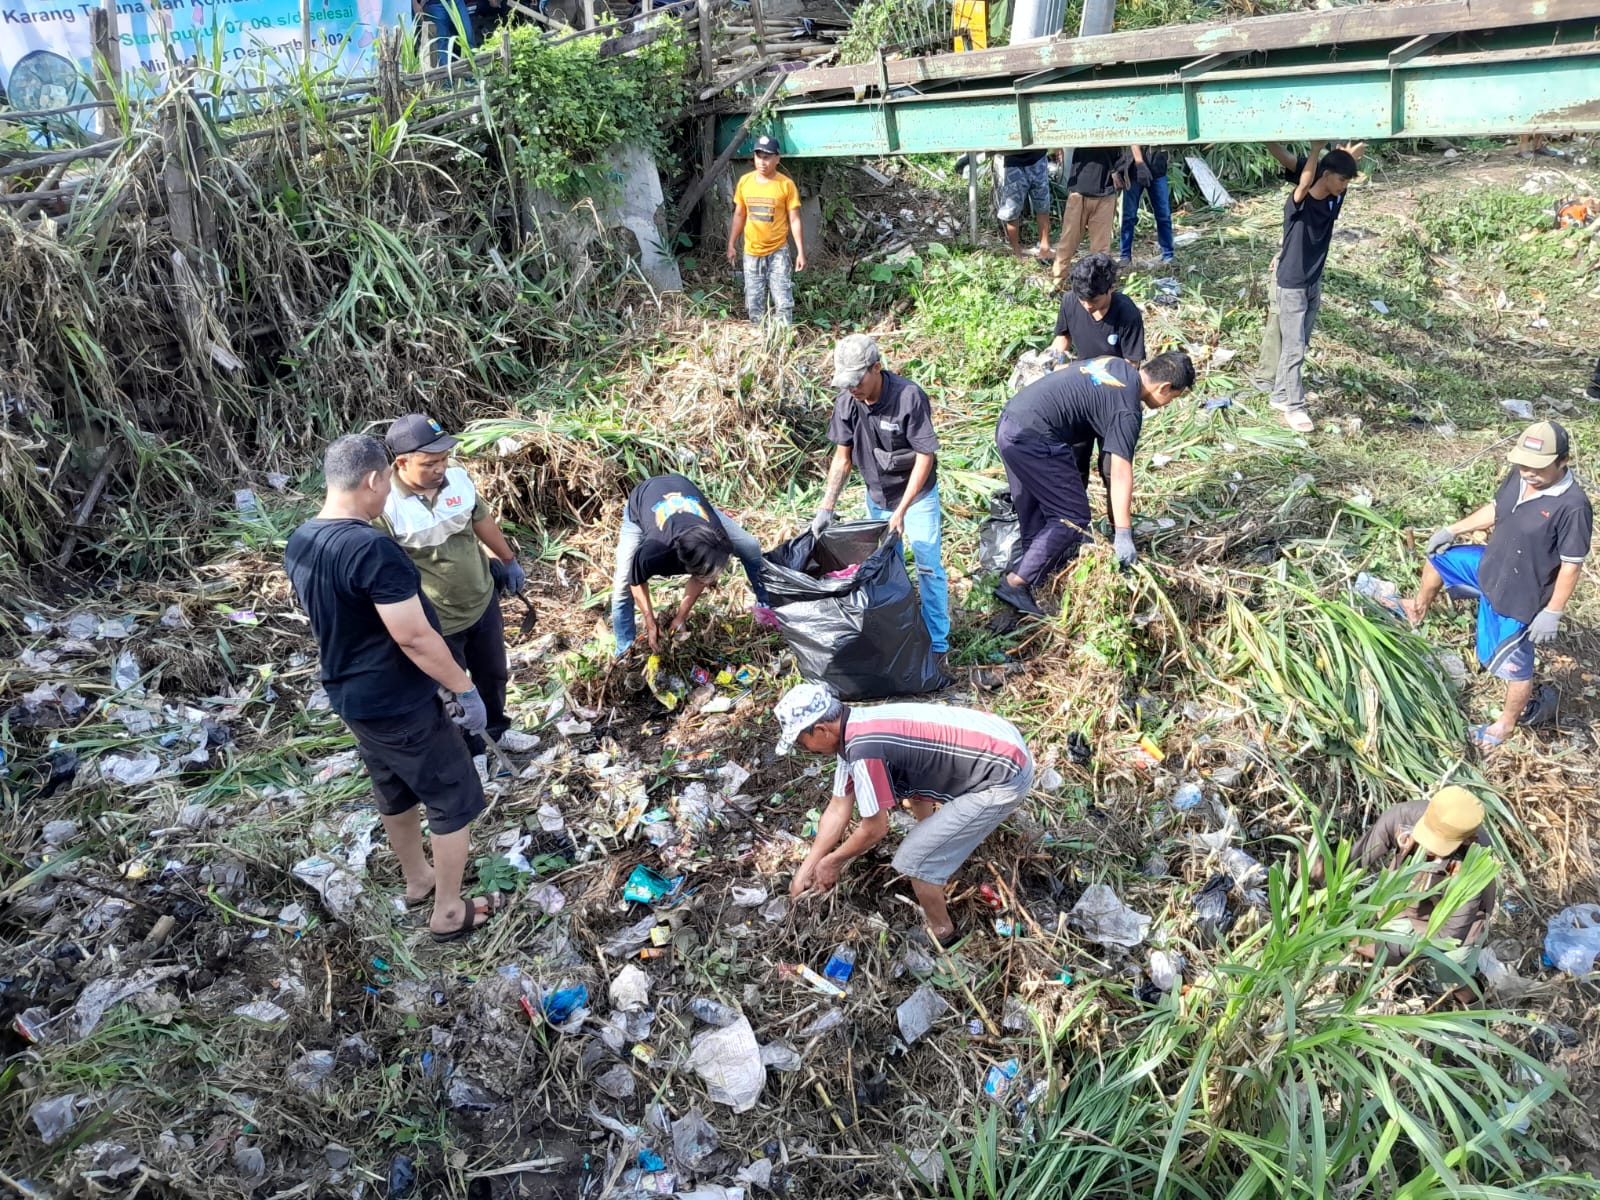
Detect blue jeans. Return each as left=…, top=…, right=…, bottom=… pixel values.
left=864, top=486, right=950, bottom=653
left=611, top=509, right=770, bottom=654
left=1119, top=174, right=1174, bottom=261
left=421, top=0, right=475, bottom=65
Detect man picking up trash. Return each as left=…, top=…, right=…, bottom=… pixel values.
left=610, top=473, right=779, bottom=655
left=375, top=414, right=538, bottom=776
left=1310, top=786, right=1496, bottom=994
left=776, top=683, right=1034, bottom=947
left=810, top=334, right=951, bottom=676
left=1049, top=252, right=1145, bottom=366
left=726, top=134, right=807, bottom=326
left=285, top=435, right=500, bottom=943
left=1400, top=421, right=1591, bottom=748
left=993, top=351, right=1194, bottom=616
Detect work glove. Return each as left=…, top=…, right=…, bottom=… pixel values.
left=1528, top=609, right=1562, bottom=645
left=810, top=509, right=835, bottom=538
left=448, top=687, right=489, bottom=733
left=1112, top=527, right=1138, bottom=568
left=1134, top=162, right=1153, bottom=187
left=1424, top=527, right=1456, bottom=556
left=498, top=559, right=526, bottom=596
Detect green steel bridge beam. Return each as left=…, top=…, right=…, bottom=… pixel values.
left=715, top=20, right=1600, bottom=156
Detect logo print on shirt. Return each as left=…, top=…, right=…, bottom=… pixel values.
left=444, top=495, right=463, bottom=507
left=1079, top=357, right=1126, bottom=387
left=652, top=491, right=709, bottom=530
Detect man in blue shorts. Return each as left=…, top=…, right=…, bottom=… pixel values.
left=997, top=149, right=1054, bottom=261
left=1402, top=421, right=1591, bottom=748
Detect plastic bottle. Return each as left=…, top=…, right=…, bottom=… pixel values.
left=687, top=997, right=739, bottom=1027
left=823, top=945, right=856, bottom=986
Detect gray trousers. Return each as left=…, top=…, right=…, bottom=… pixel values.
left=1269, top=282, right=1320, bottom=414
left=743, top=246, right=794, bottom=325
left=1253, top=256, right=1281, bottom=385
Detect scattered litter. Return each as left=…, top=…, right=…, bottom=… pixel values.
left=31, top=1094, right=79, bottom=1144
left=1194, top=874, right=1237, bottom=943
left=759, top=1041, right=803, bottom=1072
left=1148, top=950, right=1186, bottom=991
left=596, top=1063, right=637, bottom=1099
left=823, top=944, right=856, bottom=986
left=388, top=1153, right=417, bottom=1199
left=783, top=963, right=846, bottom=997
left=555, top=716, right=592, bottom=736
left=687, top=1016, right=765, bottom=1112
left=1172, top=230, right=1200, bottom=246
left=982, top=1059, right=1020, bottom=1099
left=544, top=984, right=590, bottom=1026
left=1184, top=154, right=1234, bottom=207
left=233, top=1000, right=289, bottom=1025
left=688, top=997, right=741, bottom=1027
left=80, top=1140, right=142, bottom=1178
left=624, top=865, right=685, bottom=904
left=1499, top=398, right=1535, bottom=419
left=72, top=967, right=184, bottom=1039
left=1543, top=904, right=1600, bottom=975
left=232, top=1139, right=266, bottom=1177
left=672, top=1107, right=720, bottom=1170
left=1369, top=299, right=1390, bottom=315
left=1220, top=848, right=1266, bottom=888
left=1152, top=277, right=1182, bottom=306
left=527, top=883, right=567, bottom=914
left=1068, top=884, right=1152, bottom=948
left=291, top=855, right=365, bottom=916
left=759, top=897, right=789, bottom=923
left=43, top=819, right=79, bottom=846
left=447, top=1075, right=497, bottom=1110
left=98, top=751, right=163, bottom=787
left=729, top=886, right=768, bottom=907
left=609, top=965, right=653, bottom=1014
left=1172, top=782, right=1204, bottom=811
left=896, top=985, right=952, bottom=1044
left=287, top=1049, right=336, bottom=1091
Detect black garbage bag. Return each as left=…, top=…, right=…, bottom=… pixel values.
left=761, top=520, right=943, bottom=700
left=976, top=490, right=1022, bottom=576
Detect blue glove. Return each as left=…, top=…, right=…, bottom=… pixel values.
left=450, top=687, right=489, bottom=733
left=1425, top=528, right=1455, bottom=556
left=499, top=559, right=526, bottom=596
left=1112, top=527, right=1138, bottom=568
left=1528, top=609, right=1562, bottom=645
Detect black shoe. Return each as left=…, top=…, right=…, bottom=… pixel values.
left=1586, top=383, right=1600, bottom=402
left=994, top=580, right=1046, bottom=617
left=1521, top=683, right=1559, bottom=729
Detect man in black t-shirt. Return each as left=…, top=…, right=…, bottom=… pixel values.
left=284, top=435, right=498, bottom=944
left=809, top=334, right=949, bottom=670
left=997, top=148, right=1054, bottom=260
left=1050, top=253, right=1145, bottom=365
left=1051, top=147, right=1124, bottom=285
left=993, top=351, right=1194, bottom=615
left=609, top=474, right=775, bottom=655
left=1401, top=421, right=1592, bottom=749
left=1253, top=141, right=1364, bottom=404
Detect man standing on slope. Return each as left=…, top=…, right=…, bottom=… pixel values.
left=1401, top=421, right=1592, bottom=749
left=727, top=134, right=808, bottom=326
left=810, top=334, right=951, bottom=677
left=285, top=435, right=500, bottom=943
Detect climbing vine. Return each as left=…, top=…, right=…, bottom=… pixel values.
left=488, top=22, right=692, bottom=199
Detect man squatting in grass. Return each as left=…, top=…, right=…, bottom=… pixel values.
left=727, top=134, right=807, bottom=326
left=809, top=334, right=952, bottom=677
left=1309, top=786, right=1495, bottom=995
left=1049, top=252, right=1146, bottom=367
left=375, top=414, right=539, bottom=776
left=996, top=146, right=1054, bottom=260
left=993, top=351, right=1194, bottom=617
left=1260, top=142, right=1361, bottom=434
left=610, top=473, right=779, bottom=656
left=1401, top=421, right=1592, bottom=748
left=285, top=435, right=501, bottom=943
left=775, top=683, right=1034, bottom=946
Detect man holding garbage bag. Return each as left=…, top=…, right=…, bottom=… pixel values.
left=611, top=473, right=779, bottom=655
left=993, top=350, right=1194, bottom=616
left=285, top=435, right=500, bottom=944
left=809, top=334, right=950, bottom=676
left=775, top=682, right=1034, bottom=948
left=1400, top=420, right=1591, bottom=749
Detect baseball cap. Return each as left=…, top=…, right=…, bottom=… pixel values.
left=386, top=413, right=458, bottom=456
left=831, top=334, right=881, bottom=390
left=752, top=134, right=781, bottom=156
left=1413, top=786, right=1485, bottom=857
left=1506, top=420, right=1570, bottom=469
left=774, top=681, right=839, bottom=754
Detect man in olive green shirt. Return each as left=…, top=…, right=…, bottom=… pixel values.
left=376, top=414, right=534, bottom=760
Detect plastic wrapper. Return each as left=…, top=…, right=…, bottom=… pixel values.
left=761, top=521, right=943, bottom=700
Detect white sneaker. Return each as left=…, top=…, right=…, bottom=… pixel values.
left=496, top=729, right=541, bottom=753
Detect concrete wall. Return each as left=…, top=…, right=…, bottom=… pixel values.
left=531, top=141, right=682, bottom=294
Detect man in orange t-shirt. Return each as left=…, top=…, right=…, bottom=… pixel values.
left=726, top=135, right=807, bottom=325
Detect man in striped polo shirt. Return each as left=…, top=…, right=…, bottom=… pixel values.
left=776, top=682, right=1034, bottom=946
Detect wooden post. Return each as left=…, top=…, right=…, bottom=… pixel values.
left=749, top=0, right=766, bottom=52
left=967, top=151, right=979, bottom=245
left=90, top=7, right=116, bottom=137
left=300, top=0, right=313, bottom=68
left=583, top=0, right=595, bottom=30
left=697, top=0, right=713, bottom=84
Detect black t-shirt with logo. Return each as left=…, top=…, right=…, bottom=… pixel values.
left=1479, top=469, right=1593, bottom=623
left=1276, top=190, right=1344, bottom=289
left=626, top=474, right=727, bottom=585
left=284, top=519, right=441, bottom=721
left=1054, top=292, right=1145, bottom=362
left=999, top=356, right=1144, bottom=462
left=828, top=369, right=940, bottom=509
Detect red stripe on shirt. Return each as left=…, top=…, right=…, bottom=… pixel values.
left=847, top=714, right=1028, bottom=770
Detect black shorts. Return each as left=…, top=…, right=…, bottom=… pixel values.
left=344, top=698, right=484, bottom=835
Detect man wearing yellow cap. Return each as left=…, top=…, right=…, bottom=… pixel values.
left=1401, top=420, right=1592, bottom=748
left=1312, top=787, right=1496, bottom=990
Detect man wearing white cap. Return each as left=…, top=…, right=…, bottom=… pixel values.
left=810, top=334, right=950, bottom=676
left=1401, top=420, right=1591, bottom=748
left=774, top=682, right=1033, bottom=946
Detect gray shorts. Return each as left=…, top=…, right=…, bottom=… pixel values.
left=997, top=159, right=1051, bottom=222
left=892, top=757, right=1034, bottom=884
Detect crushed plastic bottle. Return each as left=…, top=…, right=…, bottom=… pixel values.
left=822, top=945, right=856, bottom=987
left=688, top=998, right=740, bottom=1028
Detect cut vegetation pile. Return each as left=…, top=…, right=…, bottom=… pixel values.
left=3, top=134, right=1600, bottom=1198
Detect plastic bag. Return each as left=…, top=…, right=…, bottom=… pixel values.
left=761, top=521, right=942, bottom=700
left=1068, top=884, right=1152, bottom=948
left=976, top=490, right=1022, bottom=576
left=1544, top=904, right=1600, bottom=975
